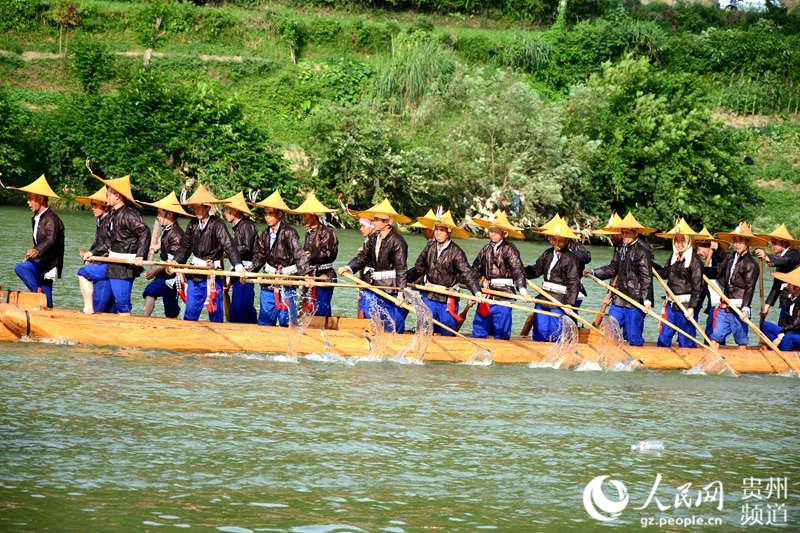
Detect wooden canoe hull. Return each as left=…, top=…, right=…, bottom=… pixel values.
left=0, top=299, right=797, bottom=373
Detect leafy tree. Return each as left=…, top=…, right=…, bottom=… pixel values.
left=444, top=71, right=597, bottom=226
left=48, top=1, right=83, bottom=55
left=42, top=70, right=292, bottom=200
left=564, top=55, right=759, bottom=230
left=71, top=38, right=115, bottom=95
left=0, top=86, right=41, bottom=192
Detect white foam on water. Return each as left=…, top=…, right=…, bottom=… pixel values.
left=202, top=352, right=300, bottom=364
left=304, top=353, right=356, bottom=366
left=20, top=336, right=77, bottom=346
left=575, top=360, right=603, bottom=372
left=777, top=369, right=799, bottom=378
left=608, top=360, right=641, bottom=372
left=682, top=366, right=707, bottom=376
left=528, top=359, right=561, bottom=369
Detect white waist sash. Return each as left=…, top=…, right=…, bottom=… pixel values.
left=371, top=270, right=396, bottom=281
left=190, top=256, right=222, bottom=268
left=489, top=278, right=514, bottom=288
left=542, top=281, right=567, bottom=295
left=109, top=250, right=136, bottom=261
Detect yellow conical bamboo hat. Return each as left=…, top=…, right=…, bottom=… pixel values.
left=9, top=175, right=60, bottom=199
left=537, top=214, right=578, bottom=240
left=615, top=212, right=657, bottom=234
left=96, top=175, right=141, bottom=208
left=74, top=186, right=108, bottom=207
left=593, top=212, right=623, bottom=236
left=354, top=198, right=412, bottom=224
left=410, top=209, right=435, bottom=229
left=142, top=191, right=193, bottom=217
left=774, top=266, right=800, bottom=288
left=291, top=191, right=335, bottom=215
left=416, top=208, right=472, bottom=239
left=252, top=190, right=291, bottom=212
left=180, top=185, right=227, bottom=206
left=220, top=192, right=253, bottom=216
left=756, top=224, right=800, bottom=246
left=655, top=218, right=701, bottom=239
left=535, top=213, right=561, bottom=232
left=471, top=210, right=525, bottom=239
left=716, top=222, right=768, bottom=246
left=695, top=226, right=730, bottom=249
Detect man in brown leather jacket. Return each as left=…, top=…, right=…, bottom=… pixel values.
left=175, top=186, right=244, bottom=323
left=141, top=192, right=189, bottom=319
left=96, top=176, right=150, bottom=316
left=340, top=199, right=410, bottom=333
left=409, top=209, right=480, bottom=336
left=294, top=192, right=339, bottom=317
left=11, top=175, right=64, bottom=309
left=706, top=223, right=762, bottom=347
left=586, top=212, right=654, bottom=346
left=250, top=191, right=309, bottom=327
left=221, top=192, right=258, bottom=324
left=470, top=210, right=527, bottom=340
left=525, top=215, right=581, bottom=342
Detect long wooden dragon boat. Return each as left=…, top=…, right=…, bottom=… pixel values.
left=0, top=289, right=796, bottom=374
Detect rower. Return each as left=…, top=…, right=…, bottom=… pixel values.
left=585, top=212, right=655, bottom=346
left=93, top=175, right=149, bottom=316
left=221, top=192, right=258, bottom=324
left=339, top=199, right=410, bottom=333
left=175, top=185, right=243, bottom=322
left=249, top=191, right=309, bottom=327
left=141, top=192, right=190, bottom=318
left=10, top=175, right=64, bottom=308
left=705, top=223, right=764, bottom=349
left=355, top=216, right=375, bottom=319
left=539, top=214, right=591, bottom=309
left=76, top=186, right=115, bottom=314
left=408, top=208, right=480, bottom=336
left=761, top=266, right=800, bottom=351
left=525, top=215, right=580, bottom=342
left=653, top=219, right=704, bottom=348
left=695, top=226, right=728, bottom=341
left=293, top=192, right=339, bottom=317
left=591, top=212, right=624, bottom=312
left=470, top=210, right=527, bottom=340
left=754, top=224, right=800, bottom=322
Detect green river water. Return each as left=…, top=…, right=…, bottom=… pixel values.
left=0, top=205, right=798, bottom=532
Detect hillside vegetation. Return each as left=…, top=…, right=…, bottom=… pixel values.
left=1, top=0, right=798, bottom=234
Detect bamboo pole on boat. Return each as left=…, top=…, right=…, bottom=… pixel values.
left=652, top=268, right=739, bottom=377
left=167, top=266, right=329, bottom=281
left=409, top=284, right=560, bottom=317
left=245, top=278, right=394, bottom=290
left=341, top=272, right=493, bottom=353
left=480, top=288, right=601, bottom=315
left=703, top=275, right=799, bottom=373
left=586, top=274, right=702, bottom=367
left=525, top=280, right=605, bottom=336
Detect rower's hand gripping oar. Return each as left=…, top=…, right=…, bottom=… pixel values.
left=651, top=268, right=739, bottom=377
left=525, top=280, right=605, bottom=336
left=703, top=274, right=800, bottom=374
left=411, top=284, right=561, bottom=318
left=341, top=272, right=493, bottom=356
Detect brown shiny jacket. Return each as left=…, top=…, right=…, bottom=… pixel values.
left=409, top=239, right=480, bottom=302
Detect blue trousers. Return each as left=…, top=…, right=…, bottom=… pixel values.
left=229, top=279, right=257, bottom=324
left=609, top=303, right=645, bottom=346
left=185, top=277, right=224, bottom=322
left=533, top=304, right=565, bottom=342
left=109, top=278, right=135, bottom=314
left=77, top=263, right=115, bottom=313
left=14, top=260, right=54, bottom=308
left=309, top=286, right=334, bottom=317
left=710, top=307, right=748, bottom=345
left=358, top=291, right=369, bottom=318
left=472, top=303, right=512, bottom=340
left=762, top=321, right=800, bottom=351
left=657, top=305, right=698, bottom=348
left=259, top=287, right=298, bottom=327
left=143, top=277, right=180, bottom=318
left=362, top=292, right=407, bottom=334
left=421, top=295, right=459, bottom=336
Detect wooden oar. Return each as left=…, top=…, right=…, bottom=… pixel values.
left=341, top=272, right=493, bottom=353
left=80, top=249, right=166, bottom=268
left=245, top=278, right=392, bottom=290
left=587, top=274, right=704, bottom=355
left=703, top=275, right=800, bottom=373
left=410, top=284, right=560, bottom=318
left=592, top=276, right=617, bottom=327
left=652, top=268, right=739, bottom=377
left=480, top=288, right=599, bottom=315
left=758, top=256, right=766, bottom=328
left=455, top=300, right=475, bottom=331
left=169, top=267, right=328, bottom=281
left=526, top=280, right=605, bottom=335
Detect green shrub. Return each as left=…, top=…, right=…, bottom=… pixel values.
left=0, top=0, right=49, bottom=32
left=71, top=38, right=116, bottom=94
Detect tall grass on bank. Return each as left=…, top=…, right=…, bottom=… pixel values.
left=370, top=32, right=456, bottom=114
left=715, top=72, right=800, bottom=116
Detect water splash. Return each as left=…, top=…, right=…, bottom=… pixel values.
left=538, top=315, right=579, bottom=369
left=463, top=349, right=493, bottom=366
left=596, top=316, right=639, bottom=370
left=394, top=289, right=432, bottom=363
left=20, top=336, right=77, bottom=346
left=286, top=288, right=317, bottom=356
